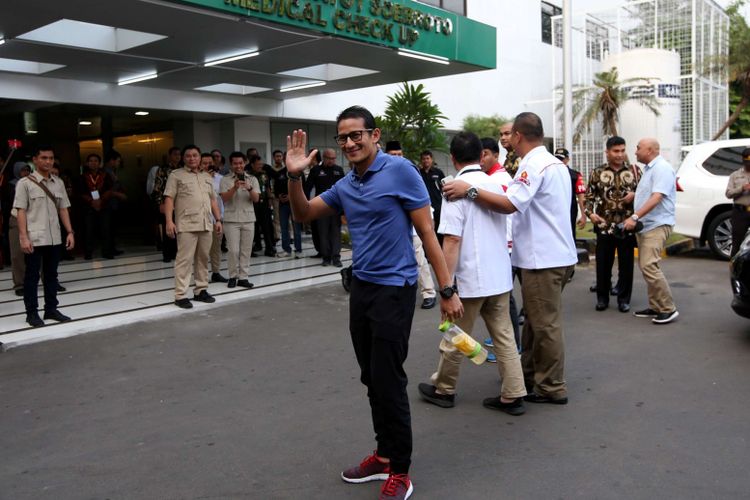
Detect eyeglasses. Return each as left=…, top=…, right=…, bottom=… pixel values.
left=334, top=129, right=373, bottom=146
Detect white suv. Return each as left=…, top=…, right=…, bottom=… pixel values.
left=674, top=138, right=750, bottom=260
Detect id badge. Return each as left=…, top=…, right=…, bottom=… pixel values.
left=91, top=190, right=100, bottom=200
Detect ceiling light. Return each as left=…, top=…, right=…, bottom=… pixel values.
left=118, top=73, right=157, bottom=86
left=280, top=81, right=326, bottom=93
left=79, top=120, right=92, bottom=126
left=204, top=51, right=259, bottom=67
left=397, top=49, right=449, bottom=65
left=18, top=19, right=165, bottom=52
left=0, top=57, right=64, bottom=74
left=26, top=130, right=38, bottom=134
left=0, top=38, right=5, bottom=46
left=195, top=83, right=270, bottom=95
left=278, top=63, right=377, bottom=81
left=134, top=111, right=150, bottom=116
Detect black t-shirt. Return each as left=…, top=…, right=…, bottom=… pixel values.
left=420, top=166, right=446, bottom=214
left=306, top=164, right=346, bottom=197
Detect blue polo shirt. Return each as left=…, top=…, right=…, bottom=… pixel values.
left=320, top=151, right=430, bottom=286
left=634, top=154, right=676, bottom=232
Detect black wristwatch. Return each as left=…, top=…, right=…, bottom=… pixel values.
left=439, top=285, right=457, bottom=299
left=466, top=186, right=479, bottom=200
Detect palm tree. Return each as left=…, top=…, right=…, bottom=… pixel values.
left=712, top=0, right=750, bottom=140
left=566, top=67, right=660, bottom=145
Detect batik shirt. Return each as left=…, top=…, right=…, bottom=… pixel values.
left=504, top=150, right=521, bottom=178
left=584, top=162, right=641, bottom=233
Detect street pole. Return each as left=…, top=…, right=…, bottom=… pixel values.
left=563, top=0, right=573, bottom=154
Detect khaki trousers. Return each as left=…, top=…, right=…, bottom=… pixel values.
left=520, top=265, right=574, bottom=399
left=412, top=235, right=435, bottom=299
left=431, top=293, right=525, bottom=398
left=636, top=225, right=676, bottom=313
left=174, top=231, right=212, bottom=300
left=209, top=230, right=222, bottom=274
left=9, top=216, right=25, bottom=290
left=224, top=221, right=255, bottom=280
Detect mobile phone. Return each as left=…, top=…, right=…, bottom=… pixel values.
left=441, top=175, right=454, bottom=185
left=237, top=173, right=245, bottom=181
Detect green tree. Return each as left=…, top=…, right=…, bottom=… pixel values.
left=713, top=0, right=750, bottom=139
left=462, top=114, right=512, bottom=139
left=376, top=82, right=448, bottom=162
left=566, top=67, right=660, bottom=145
left=730, top=81, right=750, bottom=138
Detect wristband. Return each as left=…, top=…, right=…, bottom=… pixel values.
left=288, top=173, right=302, bottom=182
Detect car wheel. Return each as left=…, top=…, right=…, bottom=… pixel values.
left=707, top=211, right=732, bottom=260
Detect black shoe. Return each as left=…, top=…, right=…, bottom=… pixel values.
left=333, top=258, right=343, bottom=268
left=26, top=312, right=44, bottom=328
left=43, top=310, right=71, bottom=322
left=610, top=286, right=620, bottom=296
left=421, top=297, right=436, bottom=309
left=253, top=244, right=263, bottom=252
left=85, top=254, right=93, bottom=260
left=482, top=396, right=526, bottom=416
left=14, top=288, right=24, bottom=297
left=175, top=298, right=193, bottom=309
left=524, top=392, right=568, bottom=405
left=418, top=383, right=455, bottom=408
left=57, top=283, right=66, bottom=292
left=193, top=290, right=215, bottom=303
left=341, top=267, right=352, bottom=293
left=227, top=278, right=237, bottom=288
left=595, top=301, right=608, bottom=311
left=322, top=259, right=331, bottom=267
left=236, top=279, right=254, bottom=289
left=162, top=257, right=172, bottom=263
left=633, top=308, right=658, bottom=318
left=589, top=284, right=597, bottom=292
left=211, top=273, right=228, bottom=283
left=221, top=245, right=228, bottom=253
left=264, top=250, right=277, bottom=257
left=652, top=310, right=679, bottom=324
left=618, top=303, right=630, bottom=313
left=102, top=253, right=115, bottom=259
left=251, top=252, right=258, bottom=257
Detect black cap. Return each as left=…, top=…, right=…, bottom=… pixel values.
left=554, top=147, right=569, bottom=160
left=742, top=148, right=750, bottom=161
left=385, top=140, right=402, bottom=152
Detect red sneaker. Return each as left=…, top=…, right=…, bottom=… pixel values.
left=379, top=474, right=413, bottom=499
left=341, top=452, right=390, bottom=483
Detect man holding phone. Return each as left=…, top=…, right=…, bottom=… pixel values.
left=220, top=152, right=260, bottom=288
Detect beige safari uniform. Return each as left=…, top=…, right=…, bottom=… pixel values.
left=725, top=167, right=750, bottom=256
left=13, top=172, right=71, bottom=247
left=164, top=167, right=216, bottom=299
left=220, top=173, right=260, bottom=280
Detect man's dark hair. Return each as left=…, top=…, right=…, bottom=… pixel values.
left=480, top=137, right=500, bottom=155
left=168, top=146, right=181, bottom=155
left=450, top=132, right=482, bottom=165
left=420, top=150, right=433, bottom=158
left=336, top=105, right=377, bottom=130
left=31, top=144, right=54, bottom=157
left=181, top=144, right=201, bottom=156
left=248, top=154, right=262, bottom=166
left=272, top=149, right=283, bottom=157
left=229, top=151, right=247, bottom=162
left=512, top=112, right=544, bottom=140
left=104, top=149, right=121, bottom=163
left=86, top=153, right=102, bottom=162
left=201, top=152, right=213, bottom=159
left=606, top=136, right=626, bottom=150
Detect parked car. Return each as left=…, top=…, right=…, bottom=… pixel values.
left=730, top=231, right=750, bottom=318
left=674, top=138, right=750, bottom=260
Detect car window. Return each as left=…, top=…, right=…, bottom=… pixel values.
left=702, top=146, right=745, bottom=176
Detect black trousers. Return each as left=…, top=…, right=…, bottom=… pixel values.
left=24, top=244, right=60, bottom=314
left=731, top=206, right=750, bottom=258
left=349, top=277, right=416, bottom=474
left=84, top=208, right=113, bottom=257
left=318, top=214, right=341, bottom=260
left=159, top=213, right=177, bottom=261
left=595, top=231, right=635, bottom=305
left=253, top=202, right=274, bottom=252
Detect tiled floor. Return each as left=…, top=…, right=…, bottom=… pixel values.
left=0, top=242, right=351, bottom=350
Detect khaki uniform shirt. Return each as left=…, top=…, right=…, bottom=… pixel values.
left=725, top=168, right=750, bottom=206
left=220, top=172, right=260, bottom=223
left=584, top=162, right=640, bottom=233
left=164, top=167, right=215, bottom=233
left=12, top=172, right=71, bottom=246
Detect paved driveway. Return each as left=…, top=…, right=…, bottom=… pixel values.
left=1, top=250, right=748, bottom=499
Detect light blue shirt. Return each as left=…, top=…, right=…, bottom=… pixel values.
left=634, top=155, right=676, bottom=232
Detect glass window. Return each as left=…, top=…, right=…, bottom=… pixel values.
left=702, top=146, right=744, bottom=176
left=542, top=2, right=562, bottom=45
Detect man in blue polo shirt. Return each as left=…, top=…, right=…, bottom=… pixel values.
left=285, top=106, right=462, bottom=500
